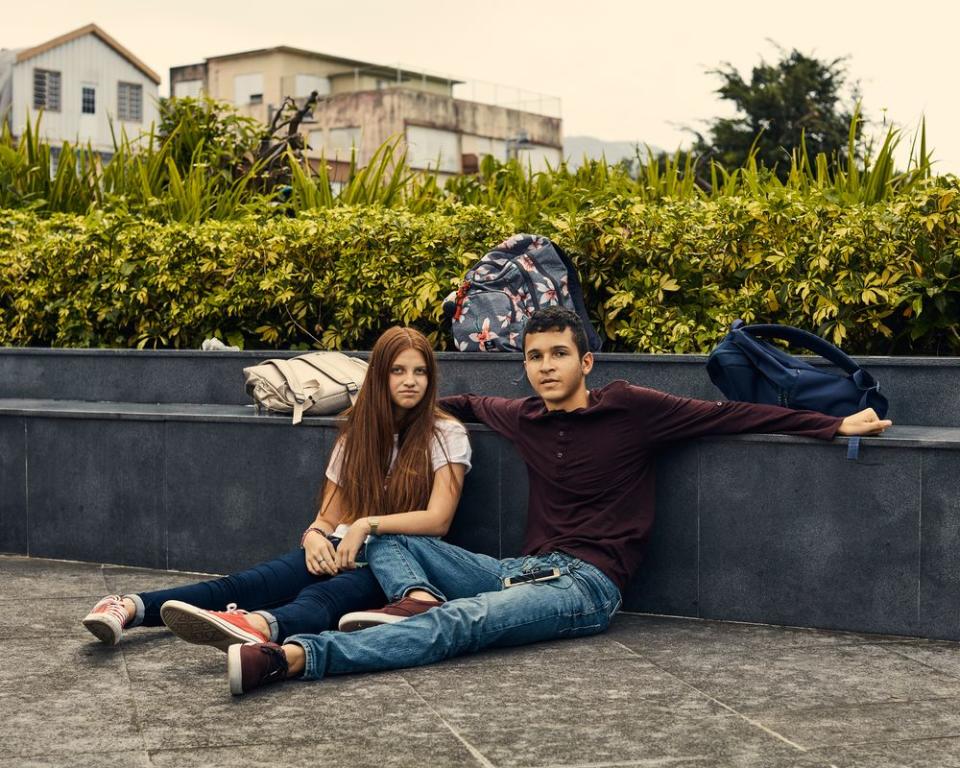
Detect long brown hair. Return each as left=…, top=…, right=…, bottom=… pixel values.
left=324, top=327, right=453, bottom=523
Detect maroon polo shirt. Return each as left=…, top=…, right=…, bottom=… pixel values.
left=440, top=380, right=842, bottom=592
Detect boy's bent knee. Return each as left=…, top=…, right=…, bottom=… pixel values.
left=363, top=533, right=405, bottom=555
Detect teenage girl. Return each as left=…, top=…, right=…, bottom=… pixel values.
left=82, top=327, right=470, bottom=651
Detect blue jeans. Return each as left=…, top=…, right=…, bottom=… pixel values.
left=127, top=547, right=385, bottom=642
left=288, top=535, right=622, bottom=679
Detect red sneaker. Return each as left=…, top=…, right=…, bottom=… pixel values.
left=338, top=596, right=441, bottom=632
left=160, top=600, right=268, bottom=652
left=82, top=595, right=129, bottom=645
left=227, top=642, right=288, bottom=696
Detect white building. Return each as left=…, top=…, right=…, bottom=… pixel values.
left=0, top=24, right=160, bottom=158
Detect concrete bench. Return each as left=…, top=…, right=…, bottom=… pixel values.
left=2, top=347, right=960, bottom=426
left=1, top=350, right=958, bottom=643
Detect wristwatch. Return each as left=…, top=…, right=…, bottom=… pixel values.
left=368, top=517, right=379, bottom=536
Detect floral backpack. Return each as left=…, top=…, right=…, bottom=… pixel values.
left=442, top=234, right=602, bottom=352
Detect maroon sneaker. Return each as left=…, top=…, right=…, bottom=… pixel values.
left=227, top=642, right=289, bottom=696
left=337, top=596, right=441, bottom=632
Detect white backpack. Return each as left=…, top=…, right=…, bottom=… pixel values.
left=243, top=352, right=368, bottom=424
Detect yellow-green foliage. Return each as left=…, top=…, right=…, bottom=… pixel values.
left=2, top=178, right=959, bottom=354
left=0, top=206, right=509, bottom=350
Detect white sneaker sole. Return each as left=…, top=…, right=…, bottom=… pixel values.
left=82, top=614, right=123, bottom=645
left=160, top=600, right=265, bottom=652
left=337, top=611, right=406, bottom=632
left=227, top=644, right=244, bottom=696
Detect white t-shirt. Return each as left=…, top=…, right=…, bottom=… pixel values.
left=325, top=418, right=472, bottom=486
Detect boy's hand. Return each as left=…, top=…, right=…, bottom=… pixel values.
left=838, top=408, right=892, bottom=436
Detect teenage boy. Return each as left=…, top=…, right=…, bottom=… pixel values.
left=227, top=307, right=892, bottom=695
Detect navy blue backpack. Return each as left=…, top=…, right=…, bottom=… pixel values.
left=707, top=320, right=889, bottom=420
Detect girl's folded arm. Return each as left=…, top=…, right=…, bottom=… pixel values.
left=359, top=462, right=467, bottom=538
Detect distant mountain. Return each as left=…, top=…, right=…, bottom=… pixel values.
left=563, top=136, right=661, bottom=169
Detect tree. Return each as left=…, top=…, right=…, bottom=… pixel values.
left=694, top=47, right=862, bottom=178
left=156, top=96, right=261, bottom=182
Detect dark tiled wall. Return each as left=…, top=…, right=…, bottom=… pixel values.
left=0, top=417, right=27, bottom=555
left=2, top=413, right=959, bottom=640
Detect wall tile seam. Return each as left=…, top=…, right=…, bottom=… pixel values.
left=162, top=421, right=169, bottom=572
left=23, top=419, right=29, bottom=557
left=695, top=441, right=701, bottom=619
left=917, top=451, right=924, bottom=626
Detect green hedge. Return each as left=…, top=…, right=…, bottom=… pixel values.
left=2, top=179, right=959, bottom=354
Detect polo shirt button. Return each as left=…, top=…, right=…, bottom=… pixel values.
left=559, top=431, right=565, bottom=437
left=556, top=451, right=563, bottom=459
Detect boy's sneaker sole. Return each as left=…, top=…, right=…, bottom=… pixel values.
left=338, top=596, right=442, bottom=632
left=227, top=644, right=245, bottom=695
left=82, top=614, right=123, bottom=645
left=160, top=600, right=265, bottom=652
left=338, top=611, right=405, bottom=632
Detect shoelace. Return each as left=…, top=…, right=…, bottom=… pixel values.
left=259, top=644, right=288, bottom=681
left=95, top=595, right=128, bottom=625
left=223, top=603, right=249, bottom=615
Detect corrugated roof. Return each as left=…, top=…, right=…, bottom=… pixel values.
left=15, top=23, right=161, bottom=85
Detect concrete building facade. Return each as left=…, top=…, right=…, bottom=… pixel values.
left=170, top=46, right=561, bottom=179
left=0, top=24, right=160, bottom=157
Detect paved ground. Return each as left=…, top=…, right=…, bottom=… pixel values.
left=3, top=555, right=960, bottom=768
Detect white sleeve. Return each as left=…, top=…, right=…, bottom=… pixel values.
left=431, top=420, right=472, bottom=474
left=324, top=438, right=345, bottom=484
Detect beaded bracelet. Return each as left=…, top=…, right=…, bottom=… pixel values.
left=299, top=526, right=329, bottom=548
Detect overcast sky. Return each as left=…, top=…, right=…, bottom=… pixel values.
left=6, top=0, right=958, bottom=173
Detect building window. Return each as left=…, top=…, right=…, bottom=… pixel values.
left=33, top=69, right=61, bottom=111
left=173, top=79, right=203, bottom=99
left=81, top=87, right=96, bottom=114
left=405, top=125, right=461, bottom=173
left=117, top=82, right=143, bottom=122
left=234, top=73, right=264, bottom=106
left=309, top=127, right=361, bottom=159
left=294, top=74, right=330, bottom=98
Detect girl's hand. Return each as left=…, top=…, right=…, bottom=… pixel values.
left=303, top=530, right=338, bottom=576
left=336, top=521, right=369, bottom=570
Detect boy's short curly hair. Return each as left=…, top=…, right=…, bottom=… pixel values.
left=522, top=307, right=589, bottom=357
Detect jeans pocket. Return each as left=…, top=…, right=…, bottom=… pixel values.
left=552, top=570, right=617, bottom=638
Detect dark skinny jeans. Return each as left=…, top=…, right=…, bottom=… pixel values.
left=128, top=547, right=384, bottom=642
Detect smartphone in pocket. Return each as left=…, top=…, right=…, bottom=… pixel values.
left=503, top=567, right=562, bottom=588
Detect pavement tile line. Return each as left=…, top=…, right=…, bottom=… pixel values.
left=610, top=640, right=808, bottom=754
left=614, top=611, right=930, bottom=648
left=106, top=566, right=153, bottom=761
left=401, top=676, right=498, bottom=768
left=883, top=643, right=960, bottom=681
left=523, top=758, right=725, bottom=768
left=804, top=733, right=960, bottom=756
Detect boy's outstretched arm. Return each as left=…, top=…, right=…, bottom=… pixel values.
left=837, top=408, right=893, bottom=436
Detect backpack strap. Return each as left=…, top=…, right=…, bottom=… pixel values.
left=297, top=353, right=364, bottom=405
left=268, top=359, right=308, bottom=424
left=552, top=241, right=603, bottom=352
left=734, top=321, right=862, bottom=376
left=846, top=436, right=861, bottom=460
left=730, top=321, right=882, bottom=414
